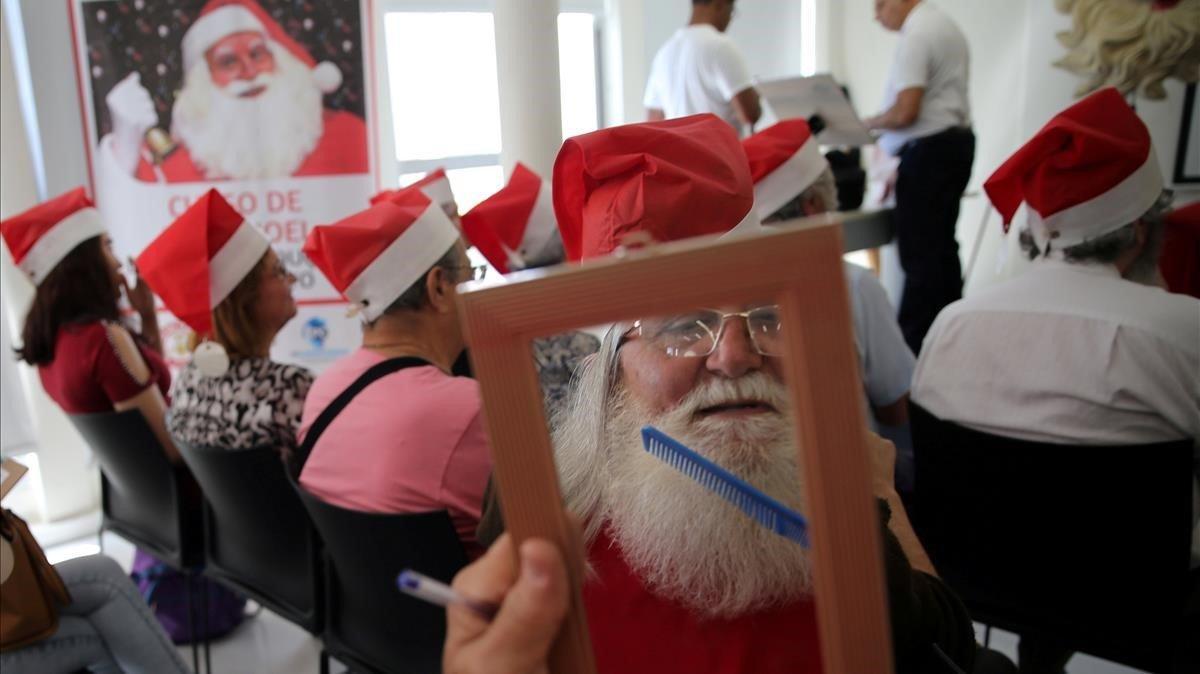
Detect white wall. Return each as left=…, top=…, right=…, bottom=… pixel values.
left=832, top=0, right=1199, bottom=294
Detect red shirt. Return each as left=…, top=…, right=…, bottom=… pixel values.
left=134, top=110, right=369, bottom=182
left=583, top=527, right=823, bottom=674
left=1160, top=202, right=1200, bottom=300
left=38, top=321, right=170, bottom=414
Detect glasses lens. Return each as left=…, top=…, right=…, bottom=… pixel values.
left=641, top=311, right=722, bottom=358
left=746, top=306, right=783, bottom=356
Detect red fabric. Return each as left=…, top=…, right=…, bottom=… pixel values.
left=460, top=163, right=543, bottom=273
left=373, top=169, right=454, bottom=207
left=583, top=528, right=822, bottom=674
left=38, top=322, right=170, bottom=415
left=553, top=114, right=754, bottom=262
left=303, top=189, right=433, bottom=294
left=742, top=119, right=814, bottom=183
left=134, top=110, right=368, bottom=182
left=136, top=189, right=243, bottom=336
left=1160, top=202, right=1200, bottom=299
left=0, top=187, right=94, bottom=265
left=983, top=87, right=1152, bottom=230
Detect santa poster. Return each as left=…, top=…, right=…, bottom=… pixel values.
left=70, top=0, right=376, bottom=370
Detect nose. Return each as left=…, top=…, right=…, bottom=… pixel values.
left=705, top=317, right=763, bottom=379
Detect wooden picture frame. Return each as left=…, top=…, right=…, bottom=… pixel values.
left=456, top=213, right=893, bottom=674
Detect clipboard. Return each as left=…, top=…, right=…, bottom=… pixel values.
left=757, top=74, right=875, bottom=147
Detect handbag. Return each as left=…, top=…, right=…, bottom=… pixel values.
left=0, top=508, right=72, bottom=651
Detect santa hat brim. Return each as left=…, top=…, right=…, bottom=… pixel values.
left=19, top=208, right=107, bottom=285
left=753, top=137, right=829, bottom=219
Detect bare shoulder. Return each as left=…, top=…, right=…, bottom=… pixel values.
left=103, top=322, right=151, bottom=385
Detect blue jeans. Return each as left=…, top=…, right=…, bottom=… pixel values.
left=1, top=555, right=189, bottom=674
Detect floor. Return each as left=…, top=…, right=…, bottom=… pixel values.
left=40, top=525, right=1150, bottom=674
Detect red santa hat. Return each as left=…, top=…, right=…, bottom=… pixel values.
left=0, top=187, right=107, bottom=285
left=182, top=0, right=342, bottom=94
left=136, top=189, right=269, bottom=337
left=553, top=114, right=759, bottom=262
left=743, top=119, right=830, bottom=219
left=461, top=163, right=559, bottom=273
left=304, top=188, right=459, bottom=322
left=984, top=87, right=1163, bottom=249
left=373, top=168, right=458, bottom=213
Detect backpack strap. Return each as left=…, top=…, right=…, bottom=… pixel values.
left=291, top=356, right=430, bottom=476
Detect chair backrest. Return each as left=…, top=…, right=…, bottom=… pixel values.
left=291, top=477, right=468, bottom=674
left=909, top=402, right=1193, bottom=670
left=177, top=442, right=323, bottom=634
left=69, top=410, right=201, bottom=569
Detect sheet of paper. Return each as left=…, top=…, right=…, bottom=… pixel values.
left=756, top=74, right=875, bottom=147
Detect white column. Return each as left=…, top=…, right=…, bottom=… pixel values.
left=494, top=0, right=563, bottom=178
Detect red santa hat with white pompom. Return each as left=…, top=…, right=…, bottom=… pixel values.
left=181, top=0, right=342, bottom=94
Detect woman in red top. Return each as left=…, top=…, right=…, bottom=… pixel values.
left=4, top=188, right=179, bottom=462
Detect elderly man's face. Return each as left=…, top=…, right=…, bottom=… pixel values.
left=205, top=31, right=277, bottom=94
left=618, top=305, right=786, bottom=416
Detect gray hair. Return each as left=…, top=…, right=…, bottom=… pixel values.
left=762, top=168, right=840, bottom=223
left=371, top=245, right=461, bottom=322
left=1019, top=190, right=1174, bottom=266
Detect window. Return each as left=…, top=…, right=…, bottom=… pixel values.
left=383, top=7, right=604, bottom=213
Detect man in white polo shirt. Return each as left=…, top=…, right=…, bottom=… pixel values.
left=865, top=0, right=973, bottom=354
left=644, top=0, right=762, bottom=133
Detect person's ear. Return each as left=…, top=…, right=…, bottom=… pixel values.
left=1133, top=218, right=1149, bottom=247
left=425, top=266, right=456, bottom=313
left=800, top=195, right=823, bottom=217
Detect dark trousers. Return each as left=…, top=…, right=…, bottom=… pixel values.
left=894, top=126, right=975, bottom=354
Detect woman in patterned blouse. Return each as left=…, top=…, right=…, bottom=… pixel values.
left=166, top=247, right=313, bottom=458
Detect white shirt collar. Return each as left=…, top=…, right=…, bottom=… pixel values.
left=900, top=1, right=927, bottom=33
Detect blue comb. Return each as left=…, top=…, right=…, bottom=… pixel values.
left=641, top=426, right=810, bottom=548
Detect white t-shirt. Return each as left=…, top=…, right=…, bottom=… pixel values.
left=878, top=2, right=971, bottom=155
left=643, top=24, right=754, bottom=129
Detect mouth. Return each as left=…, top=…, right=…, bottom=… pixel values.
left=695, top=400, right=779, bottom=418
left=238, top=85, right=267, bottom=98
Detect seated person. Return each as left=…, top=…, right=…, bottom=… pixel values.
left=3, top=188, right=176, bottom=461
left=0, top=554, right=189, bottom=674
left=746, top=119, right=915, bottom=429
left=543, top=115, right=977, bottom=674
left=136, top=190, right=312, bottom=458
left=299, top=189, right=492, bottom=557
left=913, top=87, right=1199, bottom=674
left=458, top=161, right=600, bottom=412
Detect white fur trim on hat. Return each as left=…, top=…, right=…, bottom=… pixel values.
left=419, top=176, right=456, bottom=209
left=1028, top=149, right=1164, bottom=250
left=345, top=205, right=460, bottom=323
left=209, top=220, right=270, bottom=307
left=726, top=205, right=765, bottom=238
left=753, top=137, right=829, bottom=220
left=182, top=6, right=266, bottom=74
left=518, top=180, right=558, bottom=259
left=20, top=207, right=107, bottom=285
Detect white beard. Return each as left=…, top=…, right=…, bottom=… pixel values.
left=554, top=368, right=813, bottom=618
left=172, top=44, right=324, bottom=180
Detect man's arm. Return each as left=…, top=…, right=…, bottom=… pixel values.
left=646, top=108, right=666, bottom=122
left=866, top=87, right=924, bottom=131
left=731, top=87, right=762, bottom=129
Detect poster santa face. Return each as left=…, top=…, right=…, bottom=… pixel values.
left=70, top=0, right=378, bottom=370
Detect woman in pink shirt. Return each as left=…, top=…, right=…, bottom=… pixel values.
left=298, top=191, right=491, bottom=557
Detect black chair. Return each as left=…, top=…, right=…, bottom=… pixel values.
left=69, top=410, right=209, bottom=672
left=909, top=402, right=1194, bottom=673
left=176, top=442, right=323, bottom=634
left=291, top=475, right=468, bottom=674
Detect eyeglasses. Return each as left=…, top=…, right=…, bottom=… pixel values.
left=447, top=264, right=487, bottom=282
left=625, top=306, right=783, bottom=358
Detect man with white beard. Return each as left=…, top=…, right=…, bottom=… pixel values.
left=534, top=114, right=976, bottom=674
left=100, top=0, right=367, bottom=182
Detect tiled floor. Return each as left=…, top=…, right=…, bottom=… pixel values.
left=41, top=528, right=1150, bottom=674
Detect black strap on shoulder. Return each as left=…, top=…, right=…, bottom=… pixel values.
left=290, top=356, right=429, bottom=476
